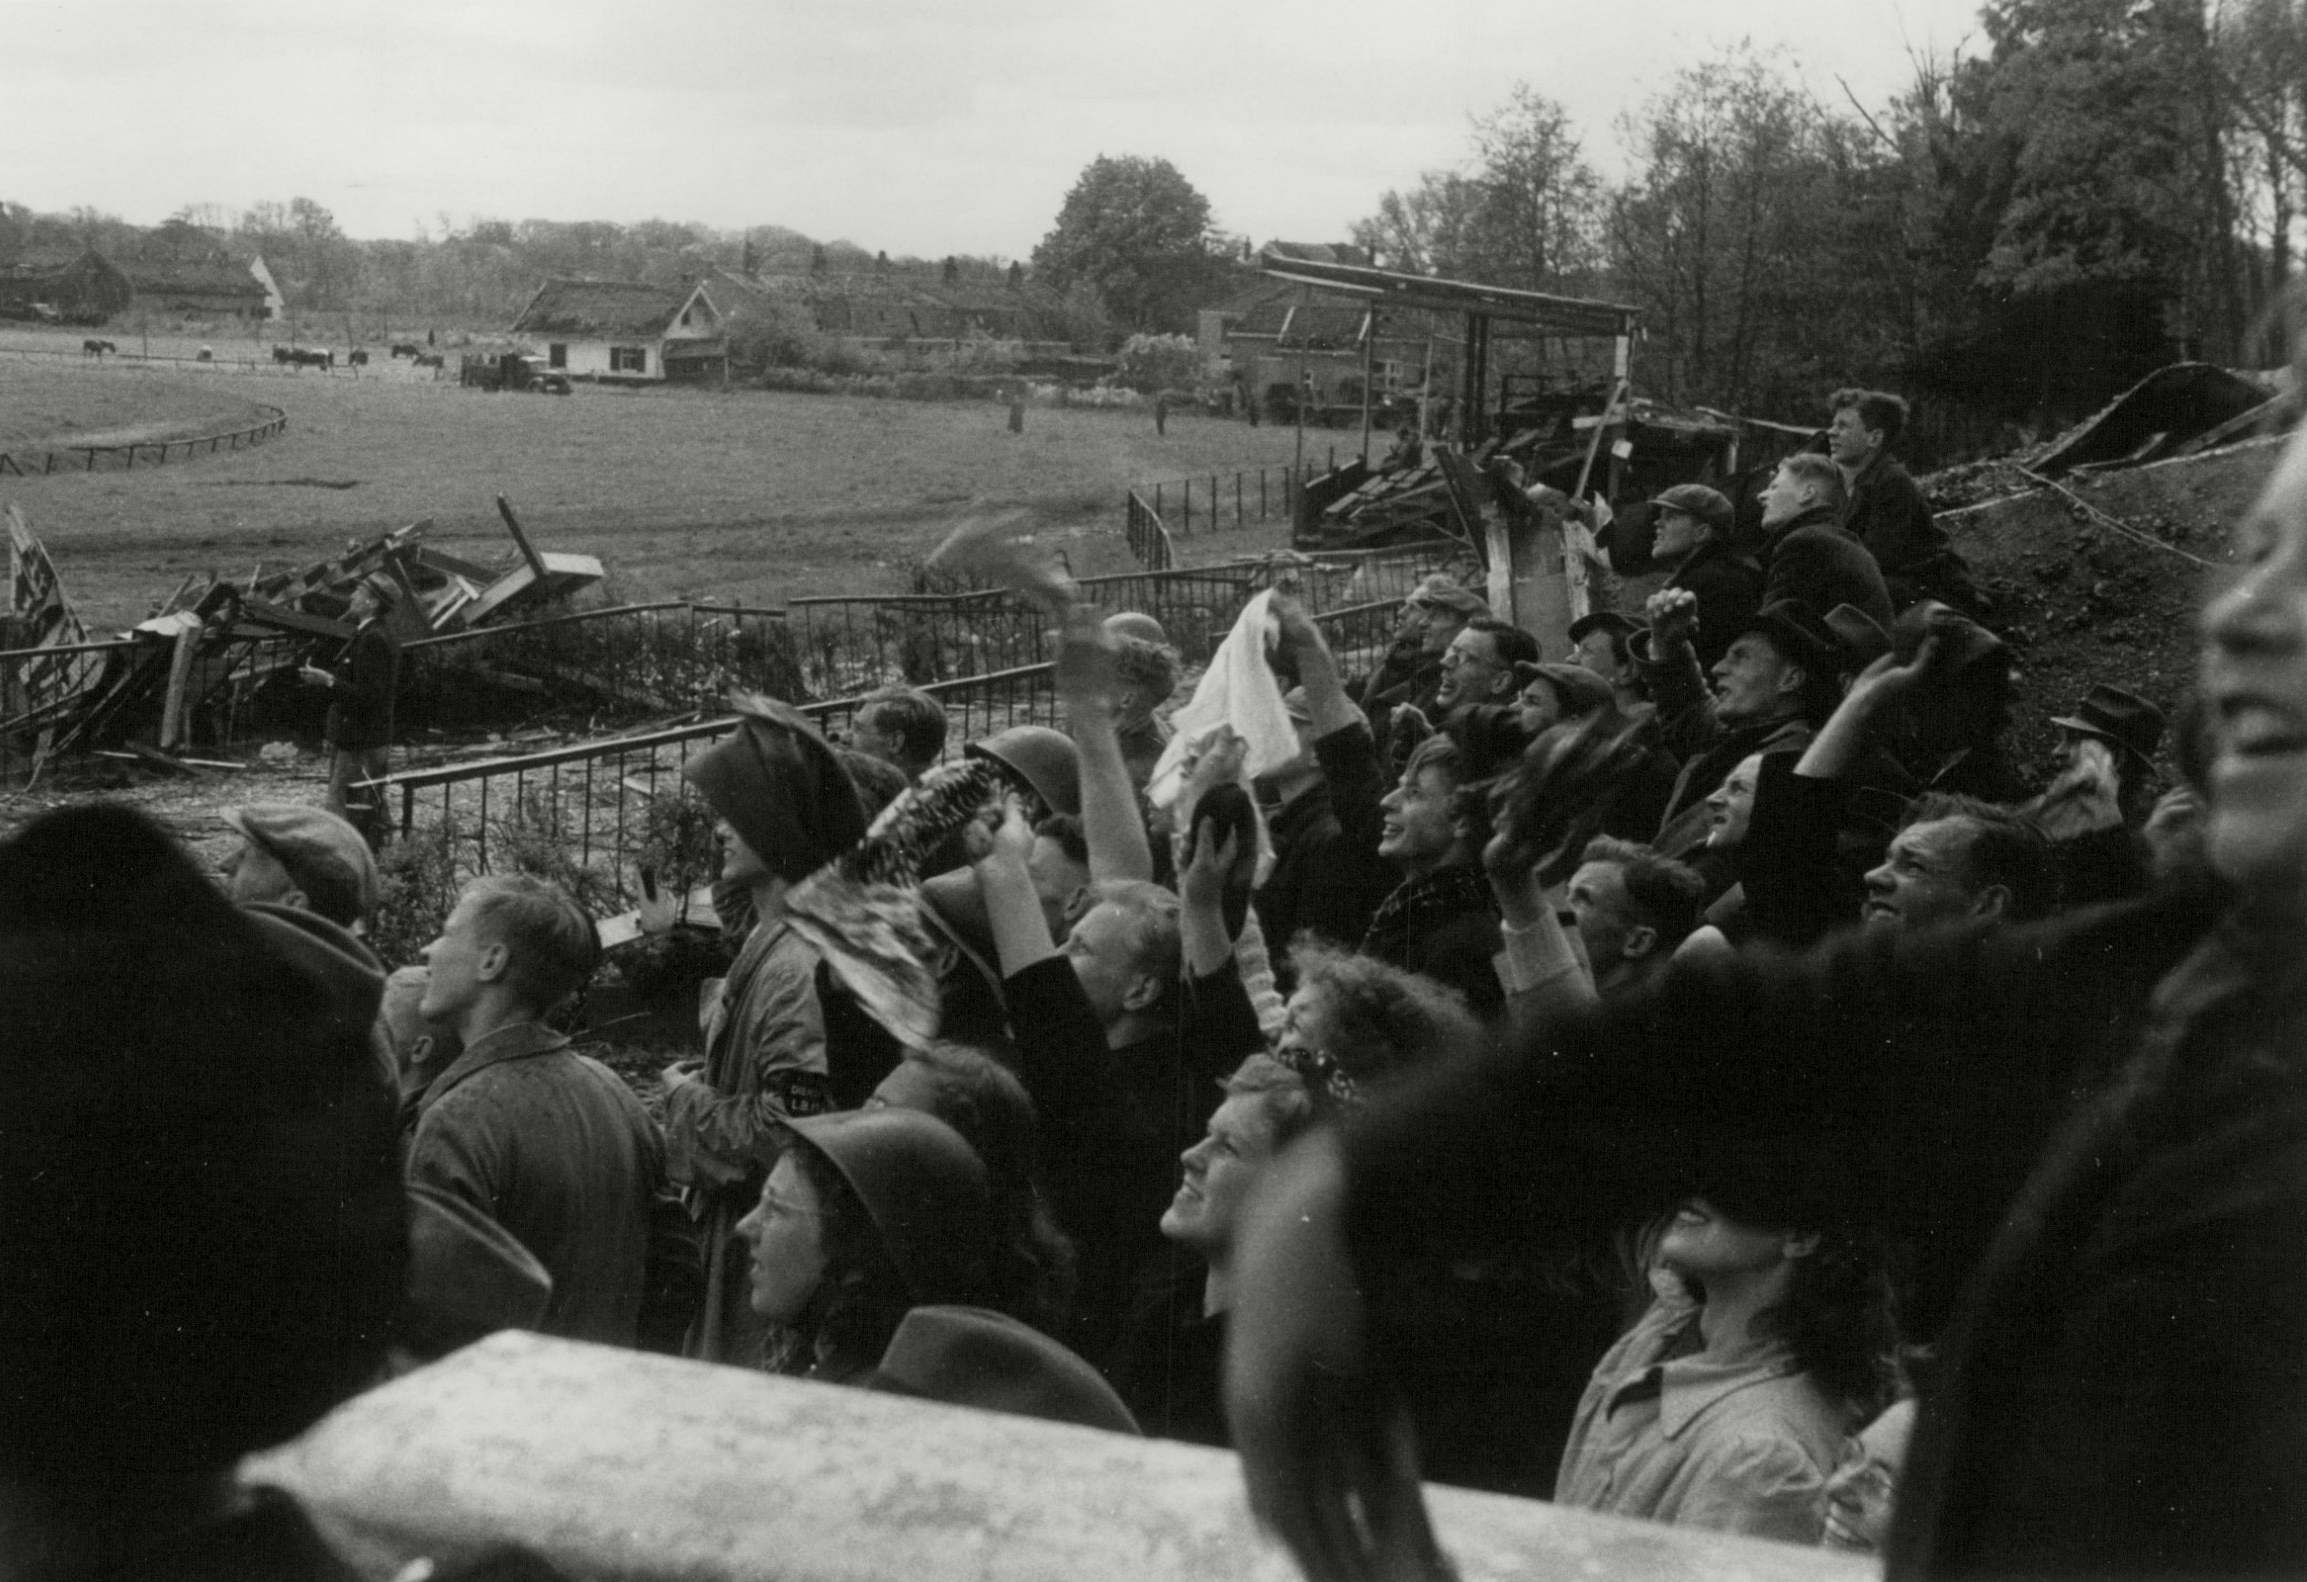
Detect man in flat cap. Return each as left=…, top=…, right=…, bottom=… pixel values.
left=220, top=802, right=379, bottom=934
left=300, top=573, right=403, bottom=847
left=666, top=702, right=866, bottom=1363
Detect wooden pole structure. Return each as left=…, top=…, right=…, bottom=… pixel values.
left=158, top=619, right=202, bottom=750
left=1358, top=308, right=1375, bottom=465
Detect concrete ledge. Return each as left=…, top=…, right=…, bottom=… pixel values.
left=244, top=1332, right=1871, bottom=1582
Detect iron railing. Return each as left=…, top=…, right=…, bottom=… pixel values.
left=378, top=660, right=1059, bottom=883
left=398, top=601, right=799, bottom=736
left=1139, top=461, right=1332, bottom=540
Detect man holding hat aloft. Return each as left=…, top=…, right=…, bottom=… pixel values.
left=1641, top=589, right=1848, bottom=861
left=301, top=573, right=403, bottom=845
left=666, top=698, right=867, bottom=1363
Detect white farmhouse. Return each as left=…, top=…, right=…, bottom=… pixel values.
left=507, top=279, right=727, bottom=383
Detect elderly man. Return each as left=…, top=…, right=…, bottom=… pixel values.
left=1640, top=590, right=1845, bottom=860
left=409, top=873, right=665, bottom=1348
left=1829, top=388, right=1980, bottom=613
left=300, top=573, right=403, bottom=845
left=1757, top=453, right=1893, bottom=626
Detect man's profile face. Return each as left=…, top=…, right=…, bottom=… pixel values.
left=1862, top=817, right=1987, bottom=933
left=1403, top=599, right=1466, bottom=655
left=848, top=707, right=908, bottom=770
left=1653, top=508, right=1707, bottom=563
left=1160, top=1092, right=1281, bottom=1257
left=221, top=838, right=297, bottom=908
left=1435, top=627, right=1507, bottom=710
left=1710, top=634, right=1795, bottom=723
left=417, top=894, right=494, bottom=1025
left=1566, top=859, right=1641, bottom=971
left=1574, top=630, right=1632, bottom=688
left=1758, top=465, right=1810, bottom=530
left=1062, top=901, right=1149, bottom=1025
left=1828, top=407, right=1879, bottom=468
left=1378, top=765, right=1460, bottom=870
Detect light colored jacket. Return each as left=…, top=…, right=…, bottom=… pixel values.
left=1555, top=1294, right=1846, bottom=1543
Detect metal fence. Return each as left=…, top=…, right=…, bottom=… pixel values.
left=399, top=601, right=798, bottom=735
left=1139, top=461, right=1333, bottom=539
left=379, top=660, right=1059, bottom=883
left=1124, top=491, right=1175, bottom=571
left=0, top=404, right=288, bottom=476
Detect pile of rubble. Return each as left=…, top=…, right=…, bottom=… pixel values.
left=3, top=496, right=601, bottom=774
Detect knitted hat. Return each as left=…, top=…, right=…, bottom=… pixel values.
left=684, top=698, right=867, bottom=885
left=867, top=1306, right=1140, bottom=1435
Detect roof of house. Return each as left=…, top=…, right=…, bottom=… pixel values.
left=509, top=279, right=704, bottom=339
left=122, top=260, right=265, bottom=298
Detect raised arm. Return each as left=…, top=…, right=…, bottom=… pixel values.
left=1055, top=606, right=1155, bottom=883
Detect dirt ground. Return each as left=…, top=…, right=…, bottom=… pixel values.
left=1934, top=440, right=2273, bottom=779
left=0, top=340, right=1319, bottom=630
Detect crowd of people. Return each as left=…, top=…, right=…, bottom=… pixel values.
left=3, top=379, right=2303, bottom=1580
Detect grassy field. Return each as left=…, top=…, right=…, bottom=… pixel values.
left=0, top=335, right=1328, bottom=629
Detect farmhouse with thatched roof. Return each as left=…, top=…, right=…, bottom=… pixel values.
left=508, top=279, right=726, bottom=382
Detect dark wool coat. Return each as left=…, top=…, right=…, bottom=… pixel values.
left=1254, top=721, right=1401, bottom=976
left=1841, top=452, right=1981, bottom=612
left=323, top=618, right=399, bottom=752
left=1664, top=538, right=1767, bottom=672
left=1762, top=502, right=1894, bottom=627
left=409, top=1022, right=666, bottom=1348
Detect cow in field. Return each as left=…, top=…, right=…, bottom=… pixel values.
left=283, top=348, right=333, bottom=370
left=81, top=339, right=116, bottom=357
left=272, top=346, right=296, bottom=365
left=389, top=342, right=420, bottom=358
left=411, top=352, right=445, bottom=370
left=347, top=349, right=369, bottom=367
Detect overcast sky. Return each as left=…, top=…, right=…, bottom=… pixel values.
left=8, top=0, right=1986, bottom=258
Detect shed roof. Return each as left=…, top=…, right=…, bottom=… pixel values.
left=510, top=279, right=699, bottom=338
left=1256, top=248, right=1638, bottom=338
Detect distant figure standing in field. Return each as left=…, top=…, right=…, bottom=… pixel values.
left=301, top=575, right=402, bottom=847
left=1154, top=393, right=1170, bottom=436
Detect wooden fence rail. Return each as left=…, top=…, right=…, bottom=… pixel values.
left=0, top=405, right=288, bottom=476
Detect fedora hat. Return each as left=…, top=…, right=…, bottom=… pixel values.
left=2050, top=684, right=2165, bottom=769
left=866, top=1306, right=1140, bottom=1436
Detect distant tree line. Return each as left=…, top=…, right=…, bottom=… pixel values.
left=0, top=198, right=1042, bottom=335
left=1349, top=0, right=2306, bottom=445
